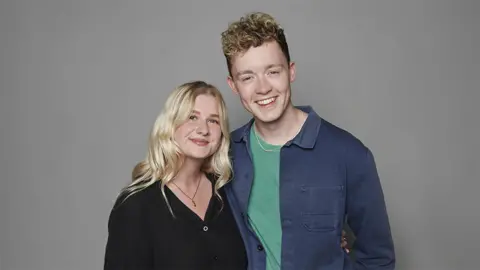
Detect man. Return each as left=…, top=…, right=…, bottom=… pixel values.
left=221, top=12, right=395, bottom=269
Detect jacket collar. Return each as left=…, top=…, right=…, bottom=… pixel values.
left=231, top=106, right=322, bottom=149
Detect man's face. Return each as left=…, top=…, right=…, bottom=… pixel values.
left=227, top=41, right=295, bottom=124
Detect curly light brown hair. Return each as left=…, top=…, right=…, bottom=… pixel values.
left=221, top=12, right=291, bottom=76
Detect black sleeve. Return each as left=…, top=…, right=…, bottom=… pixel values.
left=103, top=193, right=153, bottom=270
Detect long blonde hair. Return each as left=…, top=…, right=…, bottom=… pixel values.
left=120, top=81, right=232, bottom=215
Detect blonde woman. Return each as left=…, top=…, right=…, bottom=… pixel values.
left=104, top=81, right=247, bottom=269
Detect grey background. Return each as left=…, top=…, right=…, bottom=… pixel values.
left=0, top=0, right=478, bottom=269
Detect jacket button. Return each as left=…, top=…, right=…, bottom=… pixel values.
left=257, top=245, right=264, bottom=251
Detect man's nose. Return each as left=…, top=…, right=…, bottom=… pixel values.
left=256, top=76, right=272, bottom=94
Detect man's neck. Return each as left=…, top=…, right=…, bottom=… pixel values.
left=254, top=105, right=308, bottom=146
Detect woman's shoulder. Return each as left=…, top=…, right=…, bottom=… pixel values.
left=105, top=183, right=165, bottom=247
left=109, top=182, right=162, bottom=218
left=206, top=173, right=231, bottom=193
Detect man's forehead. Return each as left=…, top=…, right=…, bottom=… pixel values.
left=231, top=46, right=285, bottom=70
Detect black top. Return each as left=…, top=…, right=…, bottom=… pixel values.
left=104, top=178, right=247, bottom=270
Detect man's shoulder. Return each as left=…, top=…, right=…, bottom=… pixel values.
left=318, top=119, right=369, bottom=155
left=230, top=121, right=252, bottom=142
left=230, top=123, right=247, bottom=137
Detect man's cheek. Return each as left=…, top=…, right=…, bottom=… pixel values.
left=240, top=100, right=253, bottom=112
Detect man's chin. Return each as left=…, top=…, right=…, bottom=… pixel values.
left=252, top=112, right=282, bottom=124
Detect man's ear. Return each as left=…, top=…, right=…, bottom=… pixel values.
left=227, top=76, right=239, bottom=95
left=289, top=61, right=296, bottom=83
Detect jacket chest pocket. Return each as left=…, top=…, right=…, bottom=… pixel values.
left=298, top=185, right=344, bottom=232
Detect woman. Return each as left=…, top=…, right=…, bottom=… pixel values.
left=103, top=81, right=350, bottom=269
left=104, top=81, right=247, bottom=269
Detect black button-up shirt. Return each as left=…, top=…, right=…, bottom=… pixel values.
left=104, top=179, right=247, bottom=270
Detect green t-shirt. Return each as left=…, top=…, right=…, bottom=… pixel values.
left=247, top=125, right=282, bottom=270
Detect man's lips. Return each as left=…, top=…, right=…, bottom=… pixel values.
left=256, top=96, right=277, bottom=106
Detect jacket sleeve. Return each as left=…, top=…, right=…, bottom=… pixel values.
left=103, top=194, right=152, bottom=270
left=346, top=146, right=395, bottom=269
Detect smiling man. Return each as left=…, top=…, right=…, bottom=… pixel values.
left=221, top=12, right=395, bottom=270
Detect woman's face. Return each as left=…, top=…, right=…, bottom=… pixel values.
left=174, top=94, right=223, bottom=161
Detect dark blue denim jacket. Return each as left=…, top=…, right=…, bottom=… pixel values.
left=225, top=106, right=395, bottom=270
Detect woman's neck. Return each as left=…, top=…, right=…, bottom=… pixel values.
left=173, top=158, right=204, bottom=188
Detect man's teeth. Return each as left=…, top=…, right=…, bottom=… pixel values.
left=257, top=97, right=275, bottom=105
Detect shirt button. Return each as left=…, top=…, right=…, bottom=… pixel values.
left=203, top=226, right=208, bottom=232
left=257, top=245, right=264, bottom=251
left=213, top=255, right=218, bottom=260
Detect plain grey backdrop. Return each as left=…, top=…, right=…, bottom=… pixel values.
left=1, top=0, right=479, bottom=269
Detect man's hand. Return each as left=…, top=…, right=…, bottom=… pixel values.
left=341, top=230, right=350, bottom=253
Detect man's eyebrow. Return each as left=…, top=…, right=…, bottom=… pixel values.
left=235, top=64, right=284, bottom=78
left=235, top=70, right=254, bottom=78
left=265, top=64, right=283, bottom=69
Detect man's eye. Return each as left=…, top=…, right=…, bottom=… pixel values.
left=241, top=76, right=252, bottom=82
